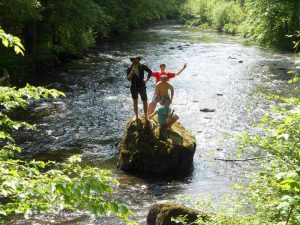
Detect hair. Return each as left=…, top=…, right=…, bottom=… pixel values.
left=160, top=64, right=166, bottom=68
left=164, top=99, right=171, bottom=103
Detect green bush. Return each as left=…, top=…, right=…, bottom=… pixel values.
left=183, top=0, right=245, bottom=35
left=182, top=0, right=300, bottom=49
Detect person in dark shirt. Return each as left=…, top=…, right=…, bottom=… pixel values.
left=127, top=56, right=152, bottom=121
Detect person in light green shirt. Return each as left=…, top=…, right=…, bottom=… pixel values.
left=149, top=99, right=179, bottom=130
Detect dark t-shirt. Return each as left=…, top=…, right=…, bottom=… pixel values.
left=127, top=63, right=152, bottom=89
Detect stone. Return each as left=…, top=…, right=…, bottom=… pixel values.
left=200, top=108, right=215, bottom=113
left=147, top=203, right=208, bottom=225
left=117, top=117, right=196, bottom=175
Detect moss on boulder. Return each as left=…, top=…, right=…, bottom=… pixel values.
left=117, top=117, right=196, bottom=175
left=147, top=203, right=208, bottom=225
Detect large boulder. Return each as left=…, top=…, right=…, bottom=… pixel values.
left=117, top=117, right=196, bottom=175
left=147, top=203, right=208, bottom=225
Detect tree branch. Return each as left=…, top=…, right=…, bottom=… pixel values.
left=214, top=157, right=264, bottom=162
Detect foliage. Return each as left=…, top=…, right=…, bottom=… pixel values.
left=0, top=84, right=136, bottom=224
left=0, top=0, right=180, bottom=80
left=0, top=30, right=136, bottom=224
left=0, top=28, right=25, bottom=55
left=182, top=0, right=246, bottom=34
left=182, top=0, right=300, bottom=49
left=242, top=0, right=300, bottom=49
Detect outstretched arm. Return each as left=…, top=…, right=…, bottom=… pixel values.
left=175, top=63, right=187, bottom=76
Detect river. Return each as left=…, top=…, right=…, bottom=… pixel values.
left=12, top=24, right=296, bottom=224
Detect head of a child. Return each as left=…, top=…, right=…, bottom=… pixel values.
left=160, top=63, right=166, bottom=72
left=161, top=74, right=168, bottom=82
left=164, top=99, right=171, bottom=107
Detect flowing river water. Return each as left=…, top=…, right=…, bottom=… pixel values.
left=11, top=24, right=297, bottom=224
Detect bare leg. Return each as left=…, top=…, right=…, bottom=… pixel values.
left=167, top=114, right=179, bottom=130
left=143, top=100, right=148, bottom=121
left=133, top=98, right=138, bottom=121
left=148, top=101, right=157, bottom=116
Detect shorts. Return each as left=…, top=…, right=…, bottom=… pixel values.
left=151, top=93, right=170, bottom=104
left=130, top=87, right=147, bottom=101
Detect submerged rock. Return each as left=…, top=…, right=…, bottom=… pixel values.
left=147, top=203, right=208, bottom=225
left=200, top=108, right=215, bottom=113
left=117, top=117, right=196, bottom=175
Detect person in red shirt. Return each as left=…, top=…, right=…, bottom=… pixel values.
left=146, top=63, right=187, bottom=115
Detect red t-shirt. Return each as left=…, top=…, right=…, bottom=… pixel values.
left=151, top=71, right=176, bottom=83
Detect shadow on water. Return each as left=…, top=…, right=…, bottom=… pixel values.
left=10, top=24, right=299, bottom=224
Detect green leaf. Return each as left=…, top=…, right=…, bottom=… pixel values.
left=14, top=46, right=24, bottom=55
left=2, top=38, right=9, bottom=47
left=0, top=210, right=7, bottom=216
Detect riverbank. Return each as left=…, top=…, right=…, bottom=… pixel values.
left=181, top=0, right=299, bottom=51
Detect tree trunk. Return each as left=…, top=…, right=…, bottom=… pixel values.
left=24, top=19, right=38, bottom=57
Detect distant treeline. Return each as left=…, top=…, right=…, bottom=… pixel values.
left=181, top=0, right=300, bottom=50
left=0, top=0, right=180, bottom=82
left=1, top=0, right=300, bottom=83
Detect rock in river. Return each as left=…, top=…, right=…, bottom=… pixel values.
left=200, top=108, right=215, bottom=113
left=147, top=203, right=208, bottom=225
left=117, top=117, right=196, bottom=175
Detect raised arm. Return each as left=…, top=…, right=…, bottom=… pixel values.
left=127, top=70, right=135, bottom=80
left=127, top=67, right=134, bottom=80
left=175, top=63, right=187, bottom=76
